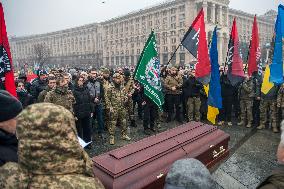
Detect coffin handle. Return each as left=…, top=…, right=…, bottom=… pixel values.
left=157, top=173, right=164, bottom=179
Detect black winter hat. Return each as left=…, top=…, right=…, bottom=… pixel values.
left=0, top=90, right=23, bottom=122
left=124, top=69, right=131, bottom=77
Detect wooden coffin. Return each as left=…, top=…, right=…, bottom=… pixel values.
left=92, top=122, right=230, bottom=189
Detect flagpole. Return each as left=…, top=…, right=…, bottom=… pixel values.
left=166, top=43, right=182, bottom=66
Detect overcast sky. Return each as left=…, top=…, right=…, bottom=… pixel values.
left=1, top=0, right=283, bottom=37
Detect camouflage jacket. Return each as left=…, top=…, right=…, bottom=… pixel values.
left=105, top=84, right=128, bottom=110
left=277, top=84, right=284, bottom=108
left=37, top=86, right=52, bottom=103
left=44, top=86, right=76, bottom=114
left=123, top=78, right=135, bottom=95
left=0, top=103, right=104, bottom=189
left=238, top=78, right=255, bottom=100
left=102, top=79, right=112, bottom=109
left=164, top=74, right=183, bottom=95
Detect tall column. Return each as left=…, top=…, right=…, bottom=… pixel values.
left=217, top=32, right=223, bottom=65
left=211, top=3, right=216, bottom=24
left=202, top=1, right=208, bottom=23
left=226, top=8, right=229, bottom=26
left=218, top=5, right=223, bottom=26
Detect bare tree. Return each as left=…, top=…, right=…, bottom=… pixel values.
left=32, top=43, right=51, bottom=69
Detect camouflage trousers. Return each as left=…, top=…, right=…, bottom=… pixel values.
left=104, top=108, right=110, bottom=130
left=126, top=100, right=134, bottom=121
left=240, top=99, right=253, bottom=124
left=187, top=97, right=201, bottom=121
left=259, top=99, right=277, bottom=128
left=109, top=108, right=127, bottom=136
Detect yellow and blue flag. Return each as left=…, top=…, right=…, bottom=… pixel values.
left=261, top=65, right=274, bottom=95
left=207, top=27, right=222, bottom=124
left=270, top=4, right=284, bottom=84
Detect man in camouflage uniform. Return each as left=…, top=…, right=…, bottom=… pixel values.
left=0, top=103, right=104, bottom=189
left=164, top=66, right=183, bottom=122
left=123, top=69, right=137, bottom=127
left=277, top=83, right=284, bottom=121
left=44, top=74, right=76, bottom=114
left=37, top=76, right=56, bottom=102
left=257, top=84, right=279, bottom=133
left=105, top=73, right=131, bottom=145
left=237, top=75, right=255, bottom=128
left=183, top=69, right=204, bottom=122
left=102, top=68, right=112, bottom=130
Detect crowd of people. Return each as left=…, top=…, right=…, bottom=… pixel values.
left=0, top=62, right=284, bottom=188
left=11, top=63, right=283, bottom=146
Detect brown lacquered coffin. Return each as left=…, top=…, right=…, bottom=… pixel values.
left=92, top=122, right=230, bottom=189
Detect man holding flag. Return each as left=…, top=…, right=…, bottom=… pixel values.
left=134, top=30, right=165, bottom=129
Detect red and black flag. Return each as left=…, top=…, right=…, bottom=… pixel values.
left=181, top=9, right=211, bottom=85
left=225, top=18, right=244, bottom=86
left=247, top=15, right=261, bottom=77
left=0, top=3, right=16, bottom=97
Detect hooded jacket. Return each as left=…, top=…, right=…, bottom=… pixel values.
left=0, top=103, right=104, bottom=189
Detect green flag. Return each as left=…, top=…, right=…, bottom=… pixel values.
left=134, top=31, right=164, bottom=110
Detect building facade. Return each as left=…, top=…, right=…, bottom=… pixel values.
left=9, top=0, right=276, bottom=68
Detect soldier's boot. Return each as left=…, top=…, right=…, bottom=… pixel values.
left=257, top=125, right=265, bottom=130
left=218, top=121, right=224, bottom=126
left=144, top=128, right=151, bottom=135
left=237, top=121, right=244, bottom=126
left=130, top=120, right=137, bottom=127
left=122, top=134, right=131, bottom=141
left=273, top=127, right=279, bottom=133
left=246, top=123, right=252, bottom=128
left=109, top=135, right=115, bottom=145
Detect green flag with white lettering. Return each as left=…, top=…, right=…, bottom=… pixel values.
left=134, top=31, right=164, bottom=110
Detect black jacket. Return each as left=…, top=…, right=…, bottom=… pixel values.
left=73, top=85, right=93, bottom=119
left=17, top=90, right=33, bottom=108
left=220, top=74, right=234, bottom=97
left=30, top=78, right=47, bottom=101
left=0, top=129, right=18, bottom=166
left=182, top=76, right=204, bottom=99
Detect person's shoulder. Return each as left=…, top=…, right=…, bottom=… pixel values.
left=54, top=175, right=105, bottom=189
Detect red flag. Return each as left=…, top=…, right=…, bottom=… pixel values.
left=226, top=18, right=245, bottom=86
left=248, top=15, right=261, bottom=76
left=181, top=9, right=211, bottom=85
left=0, top=3, right=17, bottom=97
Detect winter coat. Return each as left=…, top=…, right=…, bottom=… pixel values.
left=16, top=90, right=33, bottom=108
left=182, top=76, right=204, bottom=99
left=0, top=129, right=18, bottom=166
left=220, top=74, right=234, bottom=98
left=0, top=103, right=104, bottom=189
left=30, top=78, right=47, bottom=101
left=73, top=85, right=93, bottom=119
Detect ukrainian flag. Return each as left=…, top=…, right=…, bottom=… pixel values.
left=207, top=27, right=222, bottom=124
left=261, top=65, right=274, bottom=95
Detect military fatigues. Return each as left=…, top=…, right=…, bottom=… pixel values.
left=105, top=78, right=131, bottom=144
left=277, top=84, right=284, bottom=121
left=124, top=77, right=136, bottom=127
left=183, top=76, right=204, bottom=122
left=238, top=78, right=255, bottom=127
left=164, top=74, right=183, bottom=122
left=37, top=86, right=52, bottom=102
left=258, top=85, right=279, bottom=132
left=44, top=86, right=76, bottom=114
left=102, top=78, right=112, bottom=130
left=0, top=103, right=104, bottom=189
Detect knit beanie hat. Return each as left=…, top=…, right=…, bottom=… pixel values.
left=0, top=90, right=23, bottom=122
left=164, top=158, right=217, bottom=189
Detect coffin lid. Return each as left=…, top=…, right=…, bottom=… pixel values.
left=93, top=122, right=218, bottom=176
